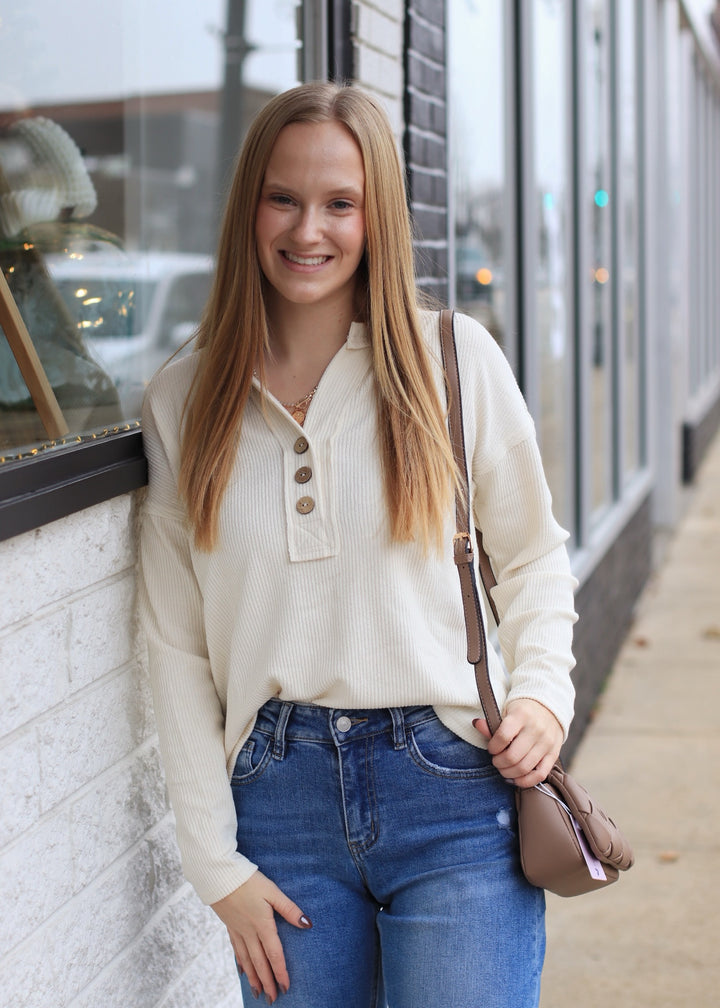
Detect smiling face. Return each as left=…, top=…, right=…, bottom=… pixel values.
left=254, top=120, right=367, bottom=320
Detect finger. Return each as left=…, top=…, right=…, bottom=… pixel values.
left=513, top=750, right=557, bottom=788
left=264, top=936, right=291, bottom=998
left=513, top=767, right=546, bottom=789
left=495, top=736, right=559, bottom=783
left=233, top=937, right=264, bottom=1002
left=246, top=934, right=282, bottom=1003
left=485, top=718, right=523, bottom=756
left=255, top=906, right=296, bottom=997
left=472, top=717, right=492, bottom=741
left=268, top=885, right=313, bottom=931
left=491, top=735, right=544, bottom=776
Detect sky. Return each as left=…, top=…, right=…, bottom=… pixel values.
left=0, top=0, right=299, bottom=109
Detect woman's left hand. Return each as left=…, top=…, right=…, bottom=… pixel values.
left=473, top=698, right=563, bottom=788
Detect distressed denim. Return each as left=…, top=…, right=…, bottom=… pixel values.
left=231, top=699, right=545, bottom=1007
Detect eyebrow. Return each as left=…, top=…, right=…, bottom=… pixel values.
left=261, top=179, right=364, bottom=199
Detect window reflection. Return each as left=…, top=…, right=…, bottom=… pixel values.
left=533, top=0, right=573, bottom=537
left=585, top=0, right=613, bottom=515
left=619, top=1, right=640, bottom=479
left=0, top=0, right=301, bottom=462
left=49, top=252, right=214, bottom=416
left=449, top=0, right=507, bottom=350
left=0, top=122, right=121, bottom=449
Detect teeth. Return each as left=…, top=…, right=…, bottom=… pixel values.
left=285, top=252, right=328, bottom=266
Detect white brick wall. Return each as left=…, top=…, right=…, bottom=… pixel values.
left=0, top=494, right=238, bottom=1008
left=353, top=0, right=404, bottom=133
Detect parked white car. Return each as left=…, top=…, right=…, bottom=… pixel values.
left=48, top=251, right=213, bottom=416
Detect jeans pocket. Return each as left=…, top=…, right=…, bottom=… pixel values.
left=407, top=716, right=496, bottom=779
left=230, top=731, right=273, bottom=785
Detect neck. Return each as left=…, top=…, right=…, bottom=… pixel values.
left=259, top=296, right=359, bottom=402
left=265, top=298, right=357, bottom=370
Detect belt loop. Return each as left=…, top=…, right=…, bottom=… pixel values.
left=272, top=702, right=294, bottom=760
left=390, top=707, right=406, bottom=750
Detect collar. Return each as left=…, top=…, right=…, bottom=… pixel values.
left=347, top=321, right=370, bottom=349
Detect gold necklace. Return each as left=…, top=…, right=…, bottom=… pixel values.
left=281, top=384, right=319, bottom=425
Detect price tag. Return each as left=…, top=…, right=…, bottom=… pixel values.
left=571, top=817, right=607, bottom=881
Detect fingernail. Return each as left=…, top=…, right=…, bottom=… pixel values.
left=299, top=915, right=312, bottom=928
left=280, top=984, right=289, bottom=995
left=251, top=988, right=260, bottom=1001
left=265, top=996, right=275, bottom=1006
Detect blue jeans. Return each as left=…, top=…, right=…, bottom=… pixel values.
left=231, top=700, right=545, bottom=1007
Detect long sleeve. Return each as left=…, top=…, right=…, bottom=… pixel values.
left=138, top=371, right=258, bottom=904
left=452, top=312, right=577, bottom=735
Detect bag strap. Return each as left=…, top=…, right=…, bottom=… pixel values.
left=439, top=309, right=503, bottom=735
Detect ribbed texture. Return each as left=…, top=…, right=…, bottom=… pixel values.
left=138, top=310, right=577, bottom=904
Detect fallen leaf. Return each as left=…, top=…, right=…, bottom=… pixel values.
left=658, top=851, right=680, bottom=864
left=701, top=626, right=720, bottom=641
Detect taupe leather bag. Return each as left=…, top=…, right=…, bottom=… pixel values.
left=439, top=310, right=634, bottom=897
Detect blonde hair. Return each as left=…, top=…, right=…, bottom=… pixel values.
left=180, top=81, right=457, bottom=550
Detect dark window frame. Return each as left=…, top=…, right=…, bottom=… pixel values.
left=328, top=0, right=353, bottom=80
left=0, top=430, right=147, bottom=542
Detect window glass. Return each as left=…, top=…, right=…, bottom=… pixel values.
left=448, top=0, right=509, bottom=353
left=533, top=0, right=573, bottom=537
left=618, top=0, right=640, bottom=479
left=584, top=0, right=613, bottom=516
left=0, top=0, right=301, bottom=464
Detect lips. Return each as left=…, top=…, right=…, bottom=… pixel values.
left=283, top=251, right=330, bottom=266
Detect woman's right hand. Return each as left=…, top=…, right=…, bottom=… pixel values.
left=211, top=870, right=312, bottom=1003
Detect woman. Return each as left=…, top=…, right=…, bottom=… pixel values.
left=139, top=81, right=577, bottom=1007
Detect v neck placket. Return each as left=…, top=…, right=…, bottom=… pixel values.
left=251, top=323, right=372, bottom=562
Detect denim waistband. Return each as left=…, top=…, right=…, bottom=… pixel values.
left=253, top=698, right=439, bottom=759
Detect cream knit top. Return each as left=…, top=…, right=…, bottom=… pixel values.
left=138, top=310, right=577, bottom=905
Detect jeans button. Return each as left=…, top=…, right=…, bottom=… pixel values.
left=336, top=716, right=352, bottom=733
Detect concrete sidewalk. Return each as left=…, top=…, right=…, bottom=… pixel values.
left=539, top=432, right=720, bottom=1008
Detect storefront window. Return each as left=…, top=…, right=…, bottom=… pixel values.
left=533, top=0, right=573, bottom=536
left=618, top=0, right=641, bottom=480
left=448, top=0, right=509, bottom=352
left=584, top=0, right=613, bottom=516
left=0, top=0, right=301, bottom=464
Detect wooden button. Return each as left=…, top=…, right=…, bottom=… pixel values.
left=294, top=436, right=309, bottom=454
left=295, top=466, right=312, bottom=484
left=296, top=496, right=315, bottom=514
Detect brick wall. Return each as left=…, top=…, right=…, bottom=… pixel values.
left=0, top=495, right=238, bottom=1008
left=352, top=0, right=448, bottom=300
left=404, top=0, right=449, bottom=302
left=352, top=0, right=405, bottom=132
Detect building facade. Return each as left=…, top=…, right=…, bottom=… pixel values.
left=1, top=1, right=719, bottom=1004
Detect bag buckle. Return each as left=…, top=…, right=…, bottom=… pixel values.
left=453, top=532, right=474, bottom=565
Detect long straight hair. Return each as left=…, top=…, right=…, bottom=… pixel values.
left=179, top=82, right=457, bottom=550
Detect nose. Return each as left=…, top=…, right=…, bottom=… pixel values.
left=290, top=206, right=323, bottom=243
